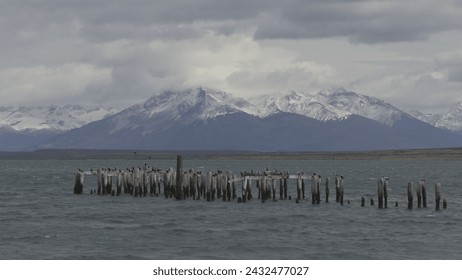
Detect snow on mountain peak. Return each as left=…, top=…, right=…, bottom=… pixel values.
left=253, top=88, right=404, bottom=125
left=457, top=100, right=462, bottom=111
left=431, top=100, right=462, bottom=133
left=0, top=105, right=117, bottom=131
left=322, top=90, right=404, bottom=126
left=139, top=87, right=257, bottom=120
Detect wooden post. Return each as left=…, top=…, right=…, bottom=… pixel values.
left=421, top=179, right=427, bottom=208
left=256, top=177, right=261, bottom=200
left=142, top=170, right=148, bottom=197
left=335, top=176, right=340, bottom=203
left=383, top=178, right=388, bottom=208
left=311, top=174, right=316, bottom=204
left=116, top=170, right=122, bottom=196
left=246, top=178, right=252, bottom=201
left=106, top=169, right=112, bottom=195
left=417, top=180, right=422, bottom=208
left=283, top=175, right=288, bottom=199
left=435, top=183, right=441, bottom=211
left=316, top=176, right=321, bottom=204
left=407, top=182, right=413, bottom=209
left=272, top=179, right=276, bottom=202
left=211, top=174, right=217, bottom=201
left=97, top=169, right=102, bottom=195
left=232, top=174, right=236, bottom=200
left=199, top=173, right=205, bottom=199
left=206, top=171, right=211, bottom=201
left=279, top=178, right=283, bottom=199
left=217, top=173, right=222, bottom=200
left=296, top=174, right=302, bottom=201
left=73, top=171, right=84, bottom=194
left=325, top=177, right=329, bottom=203
left=377, top=178, right=384, bottom=209
left=242, top=177, right=247, bottom=203
left=261, top=177, right=267, bottom=203
left=361, top=196, right=365, bottom=207
left=175, top=155, right=183, bottom=200
left=163, top=170, right=169, bottom=198
left=339, top=176, right=344, bottom=205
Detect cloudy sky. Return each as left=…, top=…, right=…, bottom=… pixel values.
left=1, top=0, right=462, bottom=113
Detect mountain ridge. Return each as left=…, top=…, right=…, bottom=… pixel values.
left=36, top=87, right=462, bottom=152
left=2, top=87, right=462, bottom=151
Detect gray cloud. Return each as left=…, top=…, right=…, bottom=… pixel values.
left=254, top=0, right=462, bottom=44
left=3, top=0, right=462, bottom=45
left=2, top=0, right=462, bottom=112
left=435, top=50, right=462, bottom=82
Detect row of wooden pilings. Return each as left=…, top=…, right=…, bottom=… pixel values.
left=74, top=155, right=447, bottom=210
left=73, top=155, right=345, bottom=204
left=359, top=177, right=447, bottom=210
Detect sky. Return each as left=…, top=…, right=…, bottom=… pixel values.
left=1, top=0, right=462, bottom=113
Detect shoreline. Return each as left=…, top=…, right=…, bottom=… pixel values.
left=1, top=147, right=462, bottom=160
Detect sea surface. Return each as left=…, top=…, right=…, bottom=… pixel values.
left=1, top=155, right=461, bottom=259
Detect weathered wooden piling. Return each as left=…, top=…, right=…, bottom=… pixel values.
left=73, top=171, right=84, bottom=194
left=232, top=175, right=236, bottom=200
left=335, top=175, right=344, bottom=205
left=417, top=180, right=422, bottom=208
left=383, top=178, right=388, bottom=208
left=272, top=179, right=276, bottom=202
left=443, top=199, right=447, bottom=209
left=361, top=196, right=365, bottom=207
left=311, top=174, right=317, bottom=204
left=335, top=176, right=340, bottom=203
left=241, top=177, right=247, bottom=203
left=296, top=174, right=302, bottom=201
left=175, top=155, right=183, bottom=200
left=311, top=173, right=321, bottom=204
left=377, top=179, right=384, bottom=209
left=337, top=175, right=343, bottom=205
left=116, top=170, right=122, bottom=196
left=279, top=178, right=284, bottom=200
left=420, top=179, right=427, bottom=208
left=246, top=178, right=252, bottom=200
left=435, top=183, right=441, bottom=211
left=97, top=169, right=102, bottom=195
left=325, top=177, right=329, bottom=203
left=407, top=182, right=413, bottom=209
left=316, top=176, right=321, bottom=204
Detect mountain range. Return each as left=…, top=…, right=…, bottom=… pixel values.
left=1, top=87, right=462, bottom=151
left=0, top=105, right=117, bottom=151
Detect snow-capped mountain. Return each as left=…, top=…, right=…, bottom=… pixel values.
left=253, top=88, right=405, bottom=126
left=409, top=101, right=462, bottom=135
left=37, top=87, right=462, bottom=151
left=140, top=87, right=258, bottom=119
left=107, top=87, right=258, bottom=135
left=435, top=101, right=462, bottom=133
left=0, top=105, right=118, bottom=151
left=0, top=105, right=118, bottom=132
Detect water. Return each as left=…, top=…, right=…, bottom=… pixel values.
left=1, top=156, right=461, bottom=259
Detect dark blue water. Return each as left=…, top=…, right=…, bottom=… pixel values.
left=1, top=157, right=461, bottom=259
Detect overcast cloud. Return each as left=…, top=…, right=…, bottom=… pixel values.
left=1, top=0, right=462, bottom=112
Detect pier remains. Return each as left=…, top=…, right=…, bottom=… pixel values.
left=73, top=155, right=447, bottom=210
